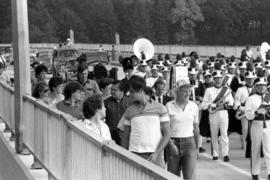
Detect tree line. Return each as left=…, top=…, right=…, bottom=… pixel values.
left=0, top=0, right=270, bottom=45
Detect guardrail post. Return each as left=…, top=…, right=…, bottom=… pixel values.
left=11, top=0, right=31, bottom=153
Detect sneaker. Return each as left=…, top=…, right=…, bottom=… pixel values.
left=199, top=147, right=206, bottom=153
left=223, top=155, right=230, bottom=162
left=213, top=156, right=218, bottom=160
left=252, top=175, right=259, bottom=180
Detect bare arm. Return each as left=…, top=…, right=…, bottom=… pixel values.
left=122, top=125, right=131, bottom=150
left=193, top=122, right=200, bottom=149
left=149, top=121, right=171, bottom=163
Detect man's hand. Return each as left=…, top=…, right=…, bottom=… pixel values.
left=148, top=152, right=159, bottom=164
left=168, top=140, right=179, bottom=156
left=257, top=108, right=266, bottom=115
left=209, top=103, right=217, bottom=108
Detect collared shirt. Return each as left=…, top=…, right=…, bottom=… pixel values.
left=47, top=93, right=65, bottom=107
left=154, top=94, right=163, bottom=104
left=104, top=96, right=130, bottom=131
left=56, top=100, right=83, bottom=119
left=234, top=86, right=253, bottom=110
left=201, top=86, right=234, bottom=110
left=245, top=94, right=270, bottom=120
left=84, top=119, right=111, bottom=140
left=146, top=76, right=159, bottom=88
left=166, top=100, right=198, bottom=138
left=124, top=101, right=169, bottom=153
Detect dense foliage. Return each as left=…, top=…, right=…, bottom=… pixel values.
left=1, top=0, right=270, bottom=45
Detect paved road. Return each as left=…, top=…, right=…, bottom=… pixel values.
left=196, top=133, right=268, bottom=180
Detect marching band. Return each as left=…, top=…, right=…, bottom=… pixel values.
left=120, top=39, right=270, bottom=180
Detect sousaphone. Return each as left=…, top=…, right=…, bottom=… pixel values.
left=260, top=42, right=270, bottom=61
left=133, top=38, right=155, bottom=60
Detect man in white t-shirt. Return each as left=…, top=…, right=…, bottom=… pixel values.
left=122, top=76, right=171, bottom=168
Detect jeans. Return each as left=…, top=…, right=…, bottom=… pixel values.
left=167, top=136, right=197, bottom=180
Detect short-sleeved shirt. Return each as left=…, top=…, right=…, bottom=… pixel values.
left=124, top=101, right=169, bottom=153
left=84, top=119, right=111, bottom=140
left=166, top=100, right=199, bottom=138
left=56, top=100, right=83, bottom=119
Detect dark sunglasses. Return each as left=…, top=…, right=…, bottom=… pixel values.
left=43, top=89, right=49, bottom=93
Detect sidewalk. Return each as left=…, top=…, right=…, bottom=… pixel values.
left=0, top=122, right=48, bottom=180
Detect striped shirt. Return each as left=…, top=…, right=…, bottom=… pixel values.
left=124, top=101, right=169, bottom=153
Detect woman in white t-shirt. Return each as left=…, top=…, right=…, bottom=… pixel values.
left=82, top=94, right=111, bottom=140
left=166, top=79, right=199, bottom=180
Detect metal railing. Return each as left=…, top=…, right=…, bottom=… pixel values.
left=0, top=81, right=178, bottom=180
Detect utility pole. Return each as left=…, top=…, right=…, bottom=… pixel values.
left=11, top=0, right=31, bottom=153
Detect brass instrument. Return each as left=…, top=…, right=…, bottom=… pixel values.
left=235, top=109, right=246, bottom=120
left=209, top=92, right=231, bottom=114
left=260, top=42, right=270, bottom=61
left=133, top=38, right=154, bottom=60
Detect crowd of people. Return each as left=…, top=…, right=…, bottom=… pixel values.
left=1, top=45, right=270, bottom=180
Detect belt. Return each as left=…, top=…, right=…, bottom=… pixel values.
left=171, top=136, right=194, bottom=142
left=253, top=119, right=270, bottom=121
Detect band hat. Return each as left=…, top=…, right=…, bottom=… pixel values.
left=151, top=64, right=158, bottom=70
left=203, top=70, right=212, bottom=77
left=238, top=61, right=247, bottom=69
left=245, top=71, right=256, bottom=79
left=228, top=62, right=236, bottom=69
left=157, top=61, right=164, bottom=67
left=265, top=60, right=270, bottom=67
left=165, top=60, right=172, bottom=65
left=220, top=64, right=226, bottom=71
left=162, top=66, right=170, bottom=72
left=181, top=57, right=189, bottom=65
left=254, top=62, right=263, bottom=69
left=208, top=62, right=215, bottom=68
left=174, top=60, right=184, bottom=66
left=140, top=60, right=148, bottom=66
left=188, top=67, right=198, bottom=75
left=212, top=70, right=223, bottom=78
left=255, top=77, right=267, bottom=85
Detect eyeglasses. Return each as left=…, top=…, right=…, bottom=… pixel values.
left=43, top=89, right=49, bottom=93
left=86, top=88, right=93, bottom=91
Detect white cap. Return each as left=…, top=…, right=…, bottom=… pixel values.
left=176, top=78, right=192, bottom=88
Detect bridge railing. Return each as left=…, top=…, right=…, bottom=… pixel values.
left=0, top=81, right=178, bottom=180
